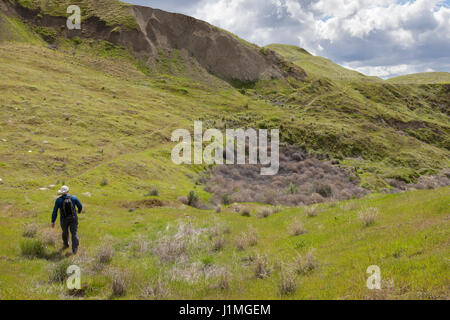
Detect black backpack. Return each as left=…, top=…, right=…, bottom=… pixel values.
left=61, top=197, right=76, bottom=220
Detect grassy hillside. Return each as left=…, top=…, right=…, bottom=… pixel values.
left=265, top=44, right=380, bottom=82
left=387, top=72, right=450, bottom=84
left=265, top=44, right=450, bottom=186
left=0, top=3, right=449, bottom=300
left=12, top=0, right=138, bottom=30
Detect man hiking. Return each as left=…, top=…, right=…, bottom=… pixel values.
left=51, top=186, right=83, bottom=254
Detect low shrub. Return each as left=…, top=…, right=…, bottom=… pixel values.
left=222, top=194, right=232, bottom=205
left=215, top=269, right=231, bottom=291
left=278, top=266, right=297, bottom=295
left=285, top=183, right=298, bottom=195
left=305, top=205, right=319, bottom=217
left=271, top=206, right=283, bottom=214
left=240, top=207, right=251, bottom=217
left=49, top=259, right=72, bottom=283
left=141, top=277, right=170, bottom=299
left=254, top=255, right=271, bottom=279
left=153, top=236, right=188, bottom=264
left=20, top=239, right=46, bottom=258
left=257, top=207, right=271, bottom=219
left=40, top=229, right=59, bottom=247
left=110, top=269, right=130, bottom=297
left=294, top=250, right=318, bottom=274
left=359, top=207, right=378, bottom=227
left=145, top=188, right=159, bottom=196
left=313, top=183, right=333, bottom=198
left=212, top=236, right=225, bottom=252
left=22, top=224, right=37, bottom=238
left=100, top=178, right=108, bottom=186
left=247, top=227, right=258, bottom=246
left=289, top=219, right=306, bottom=236
left=234, top=235, right=247, bottom=251
left=97, top=245, right=114, bottom=264
left=177, top=196, right=188, bottom=205
left=187, top=190, right=199, bottom=207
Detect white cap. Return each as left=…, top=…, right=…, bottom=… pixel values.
left=58, top=185, right=69, bottom=195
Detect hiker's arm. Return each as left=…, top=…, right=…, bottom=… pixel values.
left=51, top=199, right=59, bottom=227
left=73, top=196, right=83, bottom=214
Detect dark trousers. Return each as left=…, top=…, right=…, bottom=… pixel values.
left=61, top=216, right=79, bottom=252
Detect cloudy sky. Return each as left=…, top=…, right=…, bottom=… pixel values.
left=124, top=0, right=450, bottom=79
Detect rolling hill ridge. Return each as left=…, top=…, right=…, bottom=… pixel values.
left=0, top=0, right=449, bottom=300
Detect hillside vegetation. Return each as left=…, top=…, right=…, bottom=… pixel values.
left=0, top=0, right=449, bottom=300
left=387, top=72, right=450, bottom=85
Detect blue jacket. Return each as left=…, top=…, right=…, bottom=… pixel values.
left=52, top=194, right=82, bottom=223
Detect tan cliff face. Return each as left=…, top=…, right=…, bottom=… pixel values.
left=0, top=0, right=306, bottom=85
left=129, top=5, right=305, bottom=83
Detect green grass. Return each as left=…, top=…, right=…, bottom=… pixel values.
left=263, top=44, right=450, bottom=185
left=12, top=0, right=138, bottom=30
left=0, top=10, right=449, bottom=300
left=266, top=44, right=381, bottom=82
left=0, top=12, right=45, bottom=44
left=387, top=72, right=450, bottom=84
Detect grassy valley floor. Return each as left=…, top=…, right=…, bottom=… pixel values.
left=0, top=13, right=449, bottom=299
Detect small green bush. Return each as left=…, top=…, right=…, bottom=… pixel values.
left=49, top=260, right=72, bottom=283
left=285, top=183, right=298, bottom=195
left=33, top=26, right=57, bottom=43
left=187, top=190, right=199, bottom=207
left=72, top=37, right=82, bottom=45
left=222, top=194, right=232, bottom=206
left=313, top=183, right=333, bottom=198
left=20, top=239, right=46, bottom=258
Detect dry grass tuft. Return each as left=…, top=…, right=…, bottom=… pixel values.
left=234, top=234, right=247, bottom=251
left=141, top=276, right=170, bottom=300
left=294, top=250, right=318, bottom=274
left=257, top=207, right=271, bottom=219
left=49, top=259, right=71, bottom=283
left=247, top=226, right=258, bottom=246
left=212, top=236, right=226, bottom=252
left=254, top=255, right=271, bottom=279
left=109, top=269, right=130, bottom=297
left=22, top=223, right=37, bottom=238
left=153, top=236, right=187, bottom=263
left=271, top=206, right=283, bottom=214
left=130, top=236, right=151, bottom=255
left=278, top=266, right=297, bottom=295
left=358, top=207, right=378, bottom=227
left=97, top=245, right=114, bottom=264
left=39, top=228, right=60, bottom=247
left=234, top=226, right=258, bottom=250
left=215, top=269, right=231, bottom=291
left=305, top=205, right=319, bottom=217
left=153, top=222, right=204, bottom=264
left=289, top=218, right=306, bottom=236
left=240, top=206, right=251, bottom=217
left=177, top=196, right=189, bottom=205
left=20, top=238, right=46, bottom=258
left=341, top=201, right=359, bottom=211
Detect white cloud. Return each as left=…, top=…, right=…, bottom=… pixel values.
left=125, top=0, right=450, bottom=78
